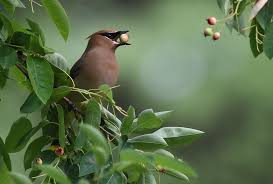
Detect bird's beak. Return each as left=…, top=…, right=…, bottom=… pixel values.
left=115, top=30, right=131, bottom=46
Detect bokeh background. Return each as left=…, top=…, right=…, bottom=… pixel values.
left=1, top=0, right=273, bottom=183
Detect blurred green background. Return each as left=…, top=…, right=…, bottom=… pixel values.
left=1, top=0, right=273, bottom=183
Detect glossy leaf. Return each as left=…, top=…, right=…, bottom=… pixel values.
left=27, top=18, right=45, bottom=45
left=80, top=124, right=109, bottom=156
left=133, top=109, right=162, bottom=132
left=154, top=149, right=174, bottom=158
left=154, top=110, right=173, bottom=122
left=0, top=66, right=8, bottom=89
left=79, top=152, right=97, bottom=177
left=137, top=170, right=156, bottom=184
left=56, top=104, right=65, bottom=148
left=264, top=21, right=273, bottom=59
left=121, top=106, right=135, bottom=135
left=42, top=0, right=70, bottom=41
left=20, top=92, right=42, bottom=113
left=37, top=164, right=71, bottom=184
left=24, top=136, right=51, bottom=170
left=128, top=134, right=168, bottom=150
left=249, top=19, right=264, bottom=57
left=99, top=84, right=113, bottom=100
left=98, top=172, right=126, bottom=184
left=45, top=53, right=70, bottom=73
left=50, top=86, right=71, bottom=102
left=0, top=137, right=11, bottom=170
left=152, top=127, right=204, bottom=146
left=10, top=172, right=32, bottom=184
left=0, top=157, right=11, bottom=184
left=5, top=117, right=32, bottom=153
left=0, top=45, right=18, bottom=69
left=84, top=100, right=101, bottom=128
left=27, top=56, right=54, bottom=104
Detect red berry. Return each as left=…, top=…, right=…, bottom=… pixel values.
left=159, top=168, right=166, bottom=173
left=212, top=32, right=221, bottom=41
left=204, top=27, right=213, bottom=37
left=207, top=17, right=217, bottom=25
left=55, top=146, right=64, bottom=156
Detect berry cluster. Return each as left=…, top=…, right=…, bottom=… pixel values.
left=203, top=17, right=221, bottom=41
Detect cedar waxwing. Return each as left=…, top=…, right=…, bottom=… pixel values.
left=70, top=29, right=130, bottom=90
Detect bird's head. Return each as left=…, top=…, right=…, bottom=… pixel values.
left=87, top=29, right=130, bottom=50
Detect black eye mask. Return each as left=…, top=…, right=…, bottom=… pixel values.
left=100, top=31, right=129, bottom=41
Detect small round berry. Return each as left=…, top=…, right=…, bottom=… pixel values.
left=36, top=158, right=43, bottom=165
left=212, top=32, right=221, bottom=41
left=55, top=146, right=64, bottom=156
left=120, top=34, right=129, bottom=43
left=207, top=17, right=217, bottom=25
left=203, top=27, right=213, bottom=37
left=158, top=168, right=166, bottom=173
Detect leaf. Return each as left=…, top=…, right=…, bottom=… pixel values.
left=56, top=104, right=65, bottom=148
left=133, top=109, right=162, bottom=132
left=0, top=13, right=13, bottom=38
left=0, top=45, right=18, bottom=69
left=26, top=18, right=45, bottom=45
left=42, top=0, right=70, bottom=41
left=84, top=100, right=101, bottom=128
left=9, top=65, right=31, bottom=90
left=121, top=106, right=135, bottom=135
left=50, top=86, right=71, bottom=102
left=128, top=134, right=168, bottom=151
left=5, top=117, right=32, bottom=153
left=37, top=164, right=71, bottom=184
left=49, top=62, right=74, bottom=87
left=78, top=152, right=97, bottom=177
left=101, top=107, right=122, bottom=128
left=45, top=53, right=70, bottom=73
left=256, top=0, right=273, bottom=29
left=150, top=153, right=196, bottom=178
left=78, top=179, right=89, bottom=184
left=98, top=172, right=126, bottom=184
left=249, top=19, right=264, bottom=57
left=217, top=0, right=231, bottom=15
left=249, top=0, right=268, bottom=20
left=0, top=137, right=11, bottom=170
left=0, top=157, right=11, bottom=184
left=154, top=110, right=173, bottom=122
left=263, top=21, right=273, bottom=59
left=5, top=0, right=25, bottom=8
left=20, top=92, right=43, bottom=113
left=27, top=55, right=54, bottom=104
left=80, top=124, right=109, bottom=156
left=0, top=66, right=8, bottom=89
left=165, top=168, right=189, bottom=181
left=10, top=172, right=32, bottom=184
left=99, top=84, right=113, bottom=101
left=92, top=146, right=108, bottom=167
left=24, top=136, right=51, bottom=170
left=137, top=170, right=156, bottom=184
left=154, top=149, right=174, bottom=158
left=152, top=127, right=204, bottom=146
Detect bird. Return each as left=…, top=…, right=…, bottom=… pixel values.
left=70, top=29, right=130, bottom=90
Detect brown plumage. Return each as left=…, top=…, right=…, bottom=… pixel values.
left=70, top=29, right=130, bottom=90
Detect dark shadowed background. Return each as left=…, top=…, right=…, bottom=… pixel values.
left=1, top=0, right=273, bottom=183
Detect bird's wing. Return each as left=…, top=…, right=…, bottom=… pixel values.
left=70, top=58, right=83, bottom=79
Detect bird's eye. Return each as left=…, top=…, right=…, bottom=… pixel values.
left=101, top=32, right=116, bottom=40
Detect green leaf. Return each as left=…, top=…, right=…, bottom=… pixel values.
left=0, top=0, right=15, bottom=15
left=4, top=0, right=25, bottom=8
left=78, top=152, right=97, bottom=177
left=24, top=136, right=51, bottom=170
left=50, top=86, right=71, bottom=102
left=80, top=124, right=109, bottom=154
left=26, top=18, right=45, bottom=45
left=165, top=168, right=189, bottom=181
left=92, top=146, right=108, bottom=167
left=249, top=19, right=264, bottom=57
left=10, top=172, right=32, bottom=184
left=0, top=66, right=8, bottom=89
left=256, top=0, right=273, bottom=29
left=121, top=106, right=135, bottom=135
left=98, top=172, right=126, bottom=184
left=42, top=0, right=70, bottom=41
left=99, top=84, right=113, bottom=101
left=128, top=134, right=168, bottom=151
left=9, top=65, right=31, bottom=90
left=79, top=179, right=89, bottom=184
left=5, top=117, right=32, bottom=153
left=217, top=0, right=231, bottom=15
left=45, top=53, right=70, bottom=73
left=0, top=157, right=11, bottom=184
left=152, top=127, right=204, bottom=146
left=56, top=104, right=65, bottom=148
left=20, top=92, right=42, bottom=113
left=49, top=62, right=74, bottom=87
left=137, top=170, right=156, bottom=184
left=37, top=164, right=71, bottom=184
left=84, top=99, right=101, bottom=127
left=0, top=45, right=18, bottom=69
left=151, top=153, right=196, bottom=178
left=0, top=137, right=11, bottom=170
left=27, top=56, right=54, bottom=104
left=154, top=149, right=174, bottom=158
left=133, top=109, right=162, bottom=132
left=101, top=107, right=122, bottom=128
left=0, top=13, right=13, bottom=38
left=264, top=21, right=273, bottom=59
left=154, top=110, right=173, bottom=122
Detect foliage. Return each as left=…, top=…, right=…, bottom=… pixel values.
left=0, top=1, right=204, bottom=184
left=214, top=0, right=273, bottom=58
